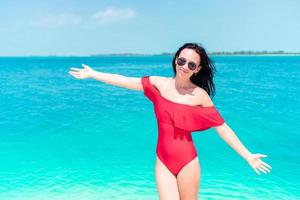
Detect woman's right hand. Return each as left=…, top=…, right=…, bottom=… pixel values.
left=69, top=64, right=95, bottom=79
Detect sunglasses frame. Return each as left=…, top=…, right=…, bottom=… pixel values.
left=176, top=57, right=198, bottom=71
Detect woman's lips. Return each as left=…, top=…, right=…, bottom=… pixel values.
left=180, top=68, right=189, bottom=73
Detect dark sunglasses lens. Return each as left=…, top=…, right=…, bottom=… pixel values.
left=188, top=62, right=197, bottom=70
left=177, top=58, right=186, bottom=66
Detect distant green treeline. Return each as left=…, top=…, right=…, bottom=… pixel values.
left=91, top=50, right=300, bottom=56
left=160, top=50, right=300, bottom=56
left=209, top=50, right=300, bottom=55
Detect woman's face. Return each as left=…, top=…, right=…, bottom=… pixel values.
left=175, top=48, right=201, bottom=77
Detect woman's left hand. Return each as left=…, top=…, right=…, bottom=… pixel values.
left=246, top=153, right=272, bottom=175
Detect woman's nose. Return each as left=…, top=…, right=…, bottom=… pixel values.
left=182, top=63, right=189, bottom=71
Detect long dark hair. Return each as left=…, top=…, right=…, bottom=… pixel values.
left=172, top=43, right=217, bottom=98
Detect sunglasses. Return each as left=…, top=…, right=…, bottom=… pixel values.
left=176, top=57, right=198, bottom=70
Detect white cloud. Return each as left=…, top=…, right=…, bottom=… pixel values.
left=91, top=7, right=137, bottom=24
left=30, top=14, right=82, bottom=28
left=28, top=7, right=136, bottom=29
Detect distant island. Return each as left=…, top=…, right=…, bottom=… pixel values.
left=91, top=50, right=300, bottom=57
left=209, top=50, right=300, bottom=55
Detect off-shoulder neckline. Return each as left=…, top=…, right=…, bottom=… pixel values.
left=145, top=76, right=215, bottom=109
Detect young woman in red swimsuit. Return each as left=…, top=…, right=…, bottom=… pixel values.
left=69, top=43, right=272, bottom=200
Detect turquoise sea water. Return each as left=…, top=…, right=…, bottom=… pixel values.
left=0, top=55, right=299, bottom=199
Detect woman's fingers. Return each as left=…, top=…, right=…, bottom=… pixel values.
left=261, top=161, right=272, bottom=169
left=69, top=72, right=81, bottom=79
left=250, top=163, right=266, bottom=175
left=260, top=165, right=271, bottom=173
left=254, top=168, right=260, bottom=175
left=257, top=166, right=268, bottom=174
left=253, top=162, right=271, bottom=175
left=69, top=71, right=79, bottom=76
left=259, top=154, right=267, bottom=158
left=69, top=71, right=77, bottom=74
left=70, top=67, right=82, bottom=72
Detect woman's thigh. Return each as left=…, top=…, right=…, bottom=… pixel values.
left=176, top=156, right=201, bottom=200
left=155, top=156, right=180, bottom=200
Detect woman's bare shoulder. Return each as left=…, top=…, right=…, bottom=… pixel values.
left=149, top=76, right=170, bottom=85
left=194, top=87, right=215, bottom=107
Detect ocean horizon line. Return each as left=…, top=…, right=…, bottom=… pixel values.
left=1, top=50, right=300, bottom=57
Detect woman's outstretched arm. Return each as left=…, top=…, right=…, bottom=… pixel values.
left=68, top=64, right=143, bottom=91
left=214, top=123, right=272, bottom=175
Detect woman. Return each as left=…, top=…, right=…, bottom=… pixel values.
left=69, top=43, right=272, bottom=200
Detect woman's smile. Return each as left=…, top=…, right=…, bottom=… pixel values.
left=180, top=68, right=189, bottom=73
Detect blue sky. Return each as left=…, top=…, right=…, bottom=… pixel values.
left=0, top=0, right=299, bottom=56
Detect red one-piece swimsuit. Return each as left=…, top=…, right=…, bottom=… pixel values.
left=141, top=76, right=225, bottom=177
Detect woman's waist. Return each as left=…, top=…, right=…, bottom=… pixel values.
left=157, top=120, right=192, bottom=141
left=157, top=120, right=191, bottom=133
